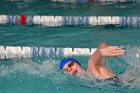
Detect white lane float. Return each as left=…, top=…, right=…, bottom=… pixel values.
left=0, top=46, right=97, bottom=59
left=0, top=15, right=140, bottom=27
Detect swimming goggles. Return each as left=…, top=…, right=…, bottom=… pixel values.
left=62, top=61, right=74, bottom=73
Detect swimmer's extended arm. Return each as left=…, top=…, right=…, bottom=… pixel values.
left=88, top=42, right=109, bottom=67
left=88, top=42, right=125, bottom=66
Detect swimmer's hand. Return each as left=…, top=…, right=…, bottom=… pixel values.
left=99, top=46, right=126, bottom=57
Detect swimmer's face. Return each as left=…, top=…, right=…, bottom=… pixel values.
left=62, top=61, right=82, bottom=76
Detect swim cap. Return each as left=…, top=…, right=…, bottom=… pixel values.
left=59, top=57, right=81, bottom=70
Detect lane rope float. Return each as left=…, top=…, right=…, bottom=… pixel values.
left=0, top=46, right=97, bottom=59
left=0, top=15, right=140, bottom=27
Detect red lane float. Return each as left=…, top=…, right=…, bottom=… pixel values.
left=0, top=15, right=140, bottom=27
left=19, top=15, right=26, bottom=25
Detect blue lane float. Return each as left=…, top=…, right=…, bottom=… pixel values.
left=0, top=46, right=97, bottom=59
left=0, top=15, right=140, bottom=27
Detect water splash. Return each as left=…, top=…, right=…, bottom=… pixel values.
left=0, top=58, right=66, bottom=82
left=117, top=46, right=140, bottom=88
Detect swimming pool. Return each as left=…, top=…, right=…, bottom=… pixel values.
left=0, top=0, right=140, bottom=93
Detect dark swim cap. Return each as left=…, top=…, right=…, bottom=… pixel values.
left=59, top=57, right=81, bottom=70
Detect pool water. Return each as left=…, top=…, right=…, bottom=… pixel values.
left=0, top=0, right=140, bottom=93
left=0, top=0, right=140, bottom=16
left=0, top=26, right=140, bottom=47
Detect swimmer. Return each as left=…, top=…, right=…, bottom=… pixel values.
left=59, top=42, right=126, bottom=84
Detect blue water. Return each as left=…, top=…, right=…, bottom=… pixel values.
left=0, top=0, right=140, bottom=93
